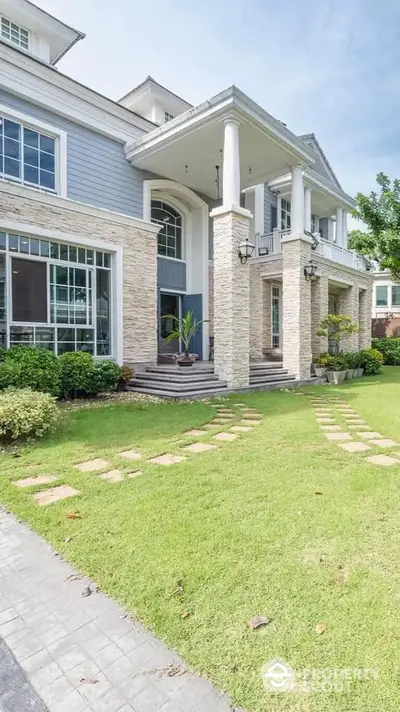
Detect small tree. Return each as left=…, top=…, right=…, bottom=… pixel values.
left=162, top=310, right=206, bottom=358
left=317, top=314, right=360, bottom=355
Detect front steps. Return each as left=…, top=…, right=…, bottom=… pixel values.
left=127, top=361, right=310, bottom=400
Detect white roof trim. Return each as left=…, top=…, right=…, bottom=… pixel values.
left=268, top=169, right=355, bottom=211
left=299, top=134, right=342, bottom=190
left=125, top=86, right=316, bottom=165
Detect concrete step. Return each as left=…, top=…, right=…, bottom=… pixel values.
left=127, top=385, right=230, bottom=399
left=249, top=368, right=288, bottom=378
left=249, top=373, right=295, bottom=385
left=130, top=377, right=227, bottom=393
left=127, top=377, right=321, bottom=400
left=250, top=362, right=284, bottom=371
left=147, top=365, right=214, bottom=375
left=133, top=371, right=221, bottom=384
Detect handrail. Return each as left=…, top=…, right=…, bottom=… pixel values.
left=256, top=231, right=369, bottom=271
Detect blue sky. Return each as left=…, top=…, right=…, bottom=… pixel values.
left=35, top=0, right=400, bottom=207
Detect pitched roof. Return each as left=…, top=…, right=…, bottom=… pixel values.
left=299, top=133, right=342, bottom=190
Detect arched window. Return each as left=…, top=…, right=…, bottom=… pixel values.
left=151, top=200, right=183, bottom=259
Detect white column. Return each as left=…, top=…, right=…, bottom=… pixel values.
left=290, top=165, right=305, bottom=235
left=335, top=207, right=343, bottom=245
left=222, top=119, right=240, bottom=208
left=304, top=186, right=312, bottom=232
left=342, top=210, right=348, bottom=248
left=314, top=216, right=320, bottom=234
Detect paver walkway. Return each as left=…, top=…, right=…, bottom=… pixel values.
left=0, top=510, right=237, bottom=712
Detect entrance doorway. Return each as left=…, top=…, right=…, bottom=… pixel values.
left=159, top=292, right=181, bottom=354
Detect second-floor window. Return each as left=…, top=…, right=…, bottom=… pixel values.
left=376, top=285, right=388, bottom=307
left=1, top=17, right=29, bottom=50
left=280, top=198, right=291, bottom=231
left=151, top=200, right=183, bottom=259
left=0, top=116, right=56, bottom=192
left=164, top=111, right=174, bottom=123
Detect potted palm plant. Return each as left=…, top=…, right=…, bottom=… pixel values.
left=162, top=310, right=206, bottom=367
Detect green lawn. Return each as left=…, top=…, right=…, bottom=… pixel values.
left=2, top=369, right=400, bottom=710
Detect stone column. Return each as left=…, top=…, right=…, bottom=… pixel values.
left=304, top=186, right=312, bottom=232
left=211, top=206, right=251, bottom=387
left=311, top=275, right=329, bottom=356
left=282, top=236, right=313, bottom=378
left=339, top=285, right=360, bottom=351
left=359, top=286, right=373, bottom=349
left=291, top=165, right=305, bottom=236
left=335, top=207, right=343, bottom=246
left=249, top=264, right=263, bottom=360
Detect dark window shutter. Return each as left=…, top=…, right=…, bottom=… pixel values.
left=271, top=205, right=277, bottom=230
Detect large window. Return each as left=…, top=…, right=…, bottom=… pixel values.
left=392, top=285, right=400, bottom=307
left=151, top=200, right=183, bottom=259
left=1, top=17, right=29, bottom=50
left=0, top=116, right=56, bottom=192
left=0, top=231, right=112, bottom=356
left=280, top=198, right=291, bottom=231
left=376, top=285, right=388, bottom=307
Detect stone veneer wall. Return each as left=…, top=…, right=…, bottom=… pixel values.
left=0, top=185, right=159, bottom=365
left=358, top=287, right=373, bottom=349
left=311, top=276, right=329, bottom=355
left=282, top=238, right=312, bottom=379
left=213, top=209, right=250, bottom=387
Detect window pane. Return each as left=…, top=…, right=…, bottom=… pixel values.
left=8, top=234, right=18, bottom=252
left=40, top=152, right=55, bottom=173
left=4, top=138, right=19, bottom=159
left=57, top=328, right=74, bottom=342
left=19, top=236, right=29, bottom=254
left=12, top=258, right=47, bottom=322
left=96, top=268, right=111, bottom=355
left=59, top=244, right=68, bottom=261
left=40, top=135, right=55, bottom=155
left=40, top=170, right=55, bottom=190
left=4, top=157, right=20, bottom=178
left=96, top=251, right=103, bottom=267
left=24, top=129, right=39, bottom=149
left=30, top=238, right=40, bottom=256
left=24, top=145, right=39, bottom=166
left=24, top=164, right=39, bottom=185
left=50, top=242, right=59, bottom=259
left=55, top=266, right=68, bottom=285
left=78, top=248, right=85, bottom=264
left=392, top=285, right=400, bottom=307
left=376, top=285, right=388, bottom=306
left=86, top=250, right=93, bottom=265
left=4, top=120, right=20, bottom=140
left=103, top=253, right=110, bottom=268
left=40, top=240, right=50, bottom=257
left=0, top=232, right=6, bottom=250
left=10, top=326, right=34, bottom=344
left=69, top=246, right=77, bottom=263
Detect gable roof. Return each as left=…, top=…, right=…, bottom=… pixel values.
left=299, top=133, right=342, bottom=190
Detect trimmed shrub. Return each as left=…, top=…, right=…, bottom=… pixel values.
left=58, top=352, right=93, bottom=398
left=358, top=348, right=384, bottom=376
left=0, top=388, right=59, bottom=443
left=372, top=338, right=400, bottom=365
left=0, top=347, right=60, bottom=396
left=59, top=352, right=120, bottom=398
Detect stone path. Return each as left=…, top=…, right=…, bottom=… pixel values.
left=0, top=509, right=240, bottom=712
left=13, top=403, right=262, bottom=509
left=309, top=394, right=400, bottom=467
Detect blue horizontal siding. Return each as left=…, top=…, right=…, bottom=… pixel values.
left=157, top=257, right=186, bottom=291
left=264, top=184, right=277, bottom=234
left=0, top=91, right=144, bottom=218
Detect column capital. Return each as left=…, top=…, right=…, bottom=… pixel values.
left=210, top=205, right=252, bottom=220
left=222, top=116, right=241, bottom=128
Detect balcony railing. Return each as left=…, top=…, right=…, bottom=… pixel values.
left=256, top=230, right=370, bottom=272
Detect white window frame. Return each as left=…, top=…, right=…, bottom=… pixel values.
left=164, top=111, right=174, bottom=123
left=271, top=283, right=281, bottom=349
left=151, top=199, right=184, bottom=260
left=0, top=104, right=67, bottom=197
left=0, top=16, right=30, bottom=51
left=280, top=198, right=291, bottom=231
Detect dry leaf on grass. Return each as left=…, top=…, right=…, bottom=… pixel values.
left=66, top=512, right=82, bottom=519
left=80, top=677, right=99, bottom=685
left=81, top=586, right=92, bottom=598
left=181, top=610, right=190, bottom=619
left=315, top=623, right=326, bottom=635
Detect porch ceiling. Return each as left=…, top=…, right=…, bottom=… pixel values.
left=125, top=86, right=316, bottom=200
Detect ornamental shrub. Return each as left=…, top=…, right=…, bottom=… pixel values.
left=59, top=352, right=120, bottom=398
left=0, top=347, right=60, bottom=396
left=358, top=348, right=384, bottom=376
left=87, top=361, right=121, bottom=395
left=0, top=388, right=59, bottom=443
left=372, top=338, right=400, bottom=365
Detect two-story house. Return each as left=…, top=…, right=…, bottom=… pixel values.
left=0, top=0, right=372, bottom=396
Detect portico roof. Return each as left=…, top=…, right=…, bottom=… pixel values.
left=268, top=168, right=355, bottom=215
left=125, top=86, right=316, bottom=200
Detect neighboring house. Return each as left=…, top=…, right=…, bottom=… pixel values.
left=0, top=0, right=372, bottom=392
left=371, top=273, right=400, bottom=337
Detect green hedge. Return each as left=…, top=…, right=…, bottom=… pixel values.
left=372, top=338, right=400, bottom=365
left=0, top=347, right=121, bottom=400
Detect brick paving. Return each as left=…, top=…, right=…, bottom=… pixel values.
left=0, top=510, right=235, bottom=712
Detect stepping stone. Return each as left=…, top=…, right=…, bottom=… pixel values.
left=367, top=455, right=399, bottom=466
left=184, top=429, right=208, bottom=436
left=203, top=423, right=219, bottom=429
left=213, top=432, right=237, bottom=442
left=14, top=475, right=57, bottom=488
left=148, top=454, right=186, bottom=466
left=345, top=420, right=366, bottom=425
left=315, top=411, right=332, bottom=416
left=343, top=414, right=362, bottom=419
left=230, top=426, right=252, bottom=432
left=240, top=419, right=259, bottom=426
left=99, top=470, right=124, bottom=482
left=183, top=442, right=217, bottom=453
left=320, top=425, right=343, bottom=431
left=233, top=403, right=246, bottom=407
left=120, top=450, right=141, bottom=461
left=325, top=432, right=352, bottom=441
left=240, top=413, right=261, bottom=419
left=75, top=458, right=110, bottom=472
left=339, top=441, right=371, bottom=453
left=212, top=418, right=233, bottom=424
left=316, top=418, right=336, bottom=423
left=349, top=424, right=369, bottom=430
left=128, top=470, right=143, bottom=478
left=358, top=432, right=383, bottom=440
left=370, top=439, right=397, bottom=448
left=33, top=486, right=80, bottom=506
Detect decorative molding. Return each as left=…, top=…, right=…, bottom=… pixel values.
left=210, top=204, right=252, bottom=220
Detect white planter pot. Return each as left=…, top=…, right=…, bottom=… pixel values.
left=358, top=368, right=364, bottom=377
left=314, top=367, right=327, bottom=378
left=345, top=369, right=353, bottom=380
left=326, top=370, right=347, bottom=385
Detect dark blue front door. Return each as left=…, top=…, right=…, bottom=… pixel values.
left=182, top=294, right=203, bottom=359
